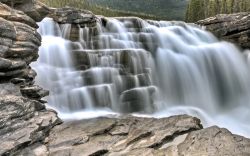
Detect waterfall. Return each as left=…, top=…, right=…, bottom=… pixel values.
left=32, top=17, right=250, bottom=137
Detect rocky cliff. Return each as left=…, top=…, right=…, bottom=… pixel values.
left=186, top=0, right=250, bottom=22
left=197, top=12, right=250, bottom=49
left=0, top=1, right=61, bottom=155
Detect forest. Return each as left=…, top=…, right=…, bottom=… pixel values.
left=40, top=0, right=188, bottom=20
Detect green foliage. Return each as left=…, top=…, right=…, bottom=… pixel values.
left=40, top=0, right=188, bottom=20
left=186, top=0, right=250, bottom=22
left=40, top=0, right=160, bottom=20
left=88, top=0, right=188, bottom=20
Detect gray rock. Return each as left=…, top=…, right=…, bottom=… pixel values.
left=0, top=2, right=61, bottom=156
left=0, top=0, right=50, bottom=22
left=0, top=95, right=62, bottom=155
left=197, top=12, right=250, bottom=49
left=46, top=115, right=201, bottom=156
left=14, top=115, right=248, bottom=156
left=48, top=7, right=96, bottom=27
left=21, top=85, right=49, bottom=100
left=0, top=3, right=41, bottom=82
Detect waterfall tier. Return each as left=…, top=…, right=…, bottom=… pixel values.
left=32, top=16, right=250, bottom=136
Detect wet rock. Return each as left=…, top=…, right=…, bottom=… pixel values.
left=48, top=7, right=96, bottom=27
left=197, top=12, right=250, bottom=49
left=21, top=85, right=49, bottom=100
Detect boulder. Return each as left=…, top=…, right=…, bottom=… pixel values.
left=48, top=7, right=96, bottom=27
left=197, top=12, right=250, bottom=49
left=0, top=0, right=50, bottom=22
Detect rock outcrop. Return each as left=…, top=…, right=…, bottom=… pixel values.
left=48, top=7, right=96, bottom=26
left=186, top=0, right=250, bottom=22
left=197, top=12, right=250, bottom=49
left=14, top=115, right=250, bottom=156
left=0, top=0, right=50, bottom=22
left=0, top=1, right=61, bottom=155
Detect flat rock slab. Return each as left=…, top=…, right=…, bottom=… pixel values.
left=15, top=115, right=250, bottom=156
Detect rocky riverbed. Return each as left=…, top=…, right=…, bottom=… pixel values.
left=0, top=1, right=250, bottom=155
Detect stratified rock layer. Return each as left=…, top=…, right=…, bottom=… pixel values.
left=0, top=1, right=61, bottom=155
left=0, top=0, right=50, bottom=22
left=14, top=115, right=250, bottom=156
left=197, top=12, right=250, bottom=49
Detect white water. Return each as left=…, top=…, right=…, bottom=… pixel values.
left=32, top=17, right=250, bottom=137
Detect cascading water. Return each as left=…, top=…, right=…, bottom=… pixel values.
left=32, top=17, right=250, bottom=137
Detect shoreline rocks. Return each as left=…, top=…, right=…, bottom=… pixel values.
left=16, top=115, right=250, bottom=156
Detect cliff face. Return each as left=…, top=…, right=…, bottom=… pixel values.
left=186, top=0, right=250, bottom=22
left=0, top=1, right=61, bottom=155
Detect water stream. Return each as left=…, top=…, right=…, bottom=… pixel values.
left=32, top=17, right=250, bottom=137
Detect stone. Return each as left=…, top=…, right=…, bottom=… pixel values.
left=48, top=7, right=96, bottom=27
left=0, top=3, right=42, bottom=82
left=13, top=115, right=248, bottom=156
left=21, top=85, right=49, bottom=100
left=0, top=83, right=21, bottom=95
left=197, top=12, right=250, bottom=49
left=0, top=0, right=50, bottom=22
left=0, top=1, right=61, bottom=155
left=176, top=126, right=250, bottom=156
left=0, top=95, right=61, bottom=155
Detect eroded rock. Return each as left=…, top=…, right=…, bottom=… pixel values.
left=197, top=12, right=250, bottom=49
left=14, top=115, right=248, bottom=156
left=0, top=1, right=61, bottom=155
left=48, top=7, right=96, bottom=26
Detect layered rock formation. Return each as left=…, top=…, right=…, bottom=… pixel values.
left=197, top=12, right=250, bottom=49
left=0, top=1, right=61, bottom=155
left=15, top=115, right=250, bottom=156
left=186, top=0, right=250, bottom=22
